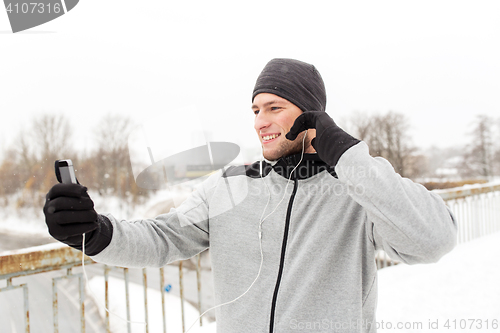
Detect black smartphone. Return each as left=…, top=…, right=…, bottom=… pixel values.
left=55, top=159, right=77, bottom=184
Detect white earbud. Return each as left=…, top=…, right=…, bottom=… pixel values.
left=185, top=129, right=308, bottom=333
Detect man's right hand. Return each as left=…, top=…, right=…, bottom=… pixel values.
left=43, top=183, right=98, bottom=249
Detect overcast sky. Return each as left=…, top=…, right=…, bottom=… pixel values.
left=1, top=1, right=499, bottom=163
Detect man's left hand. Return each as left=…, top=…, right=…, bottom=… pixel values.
left=286, top=111, right=360, bottom=167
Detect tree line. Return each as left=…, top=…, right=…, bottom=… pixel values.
left=1, top=111, right=499, bottom=213
left=344, top=111, right=500, bottom=183
left=0, top=114, right=149, bottom=212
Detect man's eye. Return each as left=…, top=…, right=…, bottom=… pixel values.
left=271, top=107, right=281, bottom=111
left=253, top=110, right=260, bottom=115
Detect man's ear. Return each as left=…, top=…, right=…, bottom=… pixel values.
left=305, top=129, right=318, bottom=153
left=307, top=129, right=317, bottom=139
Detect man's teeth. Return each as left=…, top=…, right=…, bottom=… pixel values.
left=263, top=134, right=280, bottom=141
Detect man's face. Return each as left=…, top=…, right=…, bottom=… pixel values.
left=252, top=93, right=315, bottom=161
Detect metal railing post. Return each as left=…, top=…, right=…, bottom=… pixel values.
left=159, top=267, right=167, bottom=333
left=104, top=265, right=110, bottom=332
left=142, top=268, right=149, bottom=333
left=124, top=268, right=132, bottom=333
left=179, top=261, right=186, bottom=333
left=196, top=253, right=203, bottom=327
left=0, top=278, right=30, bottom=333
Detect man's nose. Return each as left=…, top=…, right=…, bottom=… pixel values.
left=254, top=112, right=271, bottom=131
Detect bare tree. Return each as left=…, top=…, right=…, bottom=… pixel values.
left=13, top=128, right=37, bottom=183
left=347, top=111, right=372, bottom=142
left=90, top=114, right=147, bottom=205
left=94, top=114, right=133, bottom=154
left=0, top=114, right=74, bottom=209
left=347, top=111, right=418, bottom=178
left=493, top=117, right=500, bottom=177
left=0, top=112, right=151, bottom=214
left=460, top=115, right=495, bottom=179
left=31, top=114, right=73, bottom=162
left=0, top=148, right=22, bottom=203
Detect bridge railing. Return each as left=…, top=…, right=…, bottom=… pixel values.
left=2, top=182, right=500, bottom=332
left=434, top=182, right=500, bottom=244
left=376, top=182, right=500, bottom=268
left=0, top=243, right=207, bottom=333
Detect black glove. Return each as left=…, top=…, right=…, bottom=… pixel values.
left=286, top=111, right=360, bottom=167
left=43, top=183, right=113, bottom=256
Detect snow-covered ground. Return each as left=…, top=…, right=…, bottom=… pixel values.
left=0, top=197, right=49, bottom=237
left=0, top=185, right=193, bottom=238
left=87, top=275, right=216, bottom=333
left=85, top=231, right=500, bottom=333
left=377, top=231, right=500, bottom=332
left=2, top=186, right=499, bottom=332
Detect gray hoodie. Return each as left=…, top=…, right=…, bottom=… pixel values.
left=92, top=142, right=457, bottom=332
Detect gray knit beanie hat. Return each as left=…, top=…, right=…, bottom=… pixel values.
left=252, top=58, right=327, bottom=112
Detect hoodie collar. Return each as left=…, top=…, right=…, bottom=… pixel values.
left=270, top=153, right=336, bottom=180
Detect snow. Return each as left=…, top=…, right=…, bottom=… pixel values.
left=435, top=167, right=458, bottom=176
left=0, top=242, right=65, bottom=256
left=0, top=185, right=195, bottom=237
left=376, top=231, right=500, bottom=332
left=0, top=199, right=49, bottom=237
left=433, top=180, right=500, bottom=195
left=84, top=232, right=500, bottom=333
left=87, top=275, right=216, bottom=333
left=2, top=185, right=500, bottom=332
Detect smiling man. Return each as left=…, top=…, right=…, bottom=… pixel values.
left=44, top=58, right=457, bottom=332
left=253, top=93, right=316, bottom=160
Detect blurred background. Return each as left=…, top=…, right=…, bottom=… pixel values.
left=1, top=1, right=499, bottom=230
left=1, top=1, right=499, bottom=332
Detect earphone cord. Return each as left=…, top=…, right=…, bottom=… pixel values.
left=184, top=130, right=308, bottom=333
left=82, top=130, right=308, bottom=332
left=259, top=129, right=308, bottom=228
left=82, top=233, right=147, bottom=326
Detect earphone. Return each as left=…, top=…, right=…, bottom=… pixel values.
left=185, top=130, right=308, bottom=332
left=82, top=130, right=309, bottom=332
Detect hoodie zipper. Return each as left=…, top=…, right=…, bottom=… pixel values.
left=269, top=177, right=298, bottom=333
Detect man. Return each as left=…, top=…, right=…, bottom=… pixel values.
left=44, top=58, right=457, bottom=332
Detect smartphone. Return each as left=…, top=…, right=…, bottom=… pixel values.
left=55, top=159, right=77, bottom=184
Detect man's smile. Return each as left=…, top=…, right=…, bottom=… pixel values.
left=261, top=133, right=281, bottom=143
